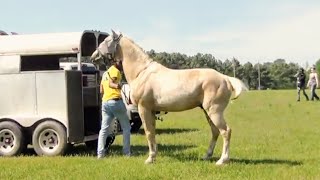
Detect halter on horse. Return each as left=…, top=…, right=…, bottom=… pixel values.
left=91, top=30, right=248, bottom=165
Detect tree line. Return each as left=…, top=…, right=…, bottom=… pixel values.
left=146, top=50, right=320, bottom=90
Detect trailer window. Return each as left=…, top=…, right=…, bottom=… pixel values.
left=21, top=54, right=76, bottom=71
left=81, top=32, right=96, bottom=56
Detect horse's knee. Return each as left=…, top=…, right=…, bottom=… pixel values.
left=145, top=131, right=156, bottom=141
left=227, top=126, right=231, bottom=136
left=220, top=126, right=231, bottom=139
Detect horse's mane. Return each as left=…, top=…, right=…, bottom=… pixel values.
left=122, top=36, right=153, bottom=63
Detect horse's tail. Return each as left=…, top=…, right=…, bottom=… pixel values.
left=226, top=76, right=248, bottom=100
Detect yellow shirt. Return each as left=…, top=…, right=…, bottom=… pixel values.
left=101, top=65, right=122, bottom=102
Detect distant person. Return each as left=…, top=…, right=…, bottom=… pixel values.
left=307, top=67, right=319, bottom=101
left=294, top=68, right=309, bottom=101
left=97, top=60, right=131, bottom=159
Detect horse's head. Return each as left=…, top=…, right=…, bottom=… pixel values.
left=90, top=29, right=123, bottom=66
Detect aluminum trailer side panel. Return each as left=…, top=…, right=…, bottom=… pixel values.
left=0, top=73, right=37, bottom=120
left=0, top=71, right=85, bottom=143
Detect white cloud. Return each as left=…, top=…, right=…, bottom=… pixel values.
left=137, top=6, right=320, bottom=65
left=190, top=8, right=320, bottom=64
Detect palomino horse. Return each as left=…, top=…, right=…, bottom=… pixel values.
left=91, top=30, right=248, bottom=165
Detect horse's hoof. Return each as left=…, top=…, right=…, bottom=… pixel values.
left=215, top=157, right=230, bottom=165
left=144, top=158, right=155, bottom=164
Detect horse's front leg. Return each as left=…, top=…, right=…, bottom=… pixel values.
left=138, top=105, right=157, bottom=164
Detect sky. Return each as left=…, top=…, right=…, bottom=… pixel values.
left=1, top=0, right=320, bottom=66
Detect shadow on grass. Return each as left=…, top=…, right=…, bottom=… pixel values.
left=169, top=153, right=302, bottom=166
left=104, top=143, right=196, bottom=157
left=21, top=145, right=302, bottom=166
left=230, top=158, right=303, bottom=166
left=21, top=143, right=196, bottom=157
left=21, top=145, right=97, bottom=157
left=134, top=128, right=199, bottom=135
left=62, top=143, right=195, bottom=157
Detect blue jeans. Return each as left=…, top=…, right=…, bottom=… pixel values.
left=97, top=99, right=131, bottom=157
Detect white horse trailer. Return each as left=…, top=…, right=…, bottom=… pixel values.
left=0, top=30, right=112, bottom=156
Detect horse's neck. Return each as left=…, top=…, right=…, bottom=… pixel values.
left=120, top=38, right=152, bottom=84
left=123, top=56, right=152, bottom=84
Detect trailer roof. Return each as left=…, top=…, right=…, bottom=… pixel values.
left=0, top=30, right=108, bottom=56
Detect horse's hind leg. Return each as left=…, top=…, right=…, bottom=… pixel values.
left=138, top=105, right=157, bottom=164
left=207, top=110, right=231, bottom=165
left=202, top=110, right=220, bottom=160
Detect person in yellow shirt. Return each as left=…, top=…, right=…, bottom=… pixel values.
left=97, top=61, right=131, bottom=158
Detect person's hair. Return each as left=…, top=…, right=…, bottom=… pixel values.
left=299, top=67, right=304, bottom=72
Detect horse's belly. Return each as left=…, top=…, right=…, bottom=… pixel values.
left=154, top=93, right=200, bottom=111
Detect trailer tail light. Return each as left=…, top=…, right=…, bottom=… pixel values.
left=82, top=74, right=97, bottom=87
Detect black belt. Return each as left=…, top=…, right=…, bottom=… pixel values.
left=110, top=98, right=121, bottom=101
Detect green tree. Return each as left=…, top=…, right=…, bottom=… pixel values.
left=315, top=59, right=320, bottom=74
left=241, top=62, right=256, bottom=89
left=146, top=49, right=302, bottom=89
left=268, top=59, right=298, bottom=89
left=222, top=59, right=234, bottom=77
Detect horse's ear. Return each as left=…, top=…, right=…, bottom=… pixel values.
left=111, top=29, right=117, bottom=36
left=111, top=29, right=122, bottom=40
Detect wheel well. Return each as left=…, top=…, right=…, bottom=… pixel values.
left=29, top=119, right=67, bottom=139
left=0, top=118, right=21, bottom=125
left=0, top=118, right=29, bottom=144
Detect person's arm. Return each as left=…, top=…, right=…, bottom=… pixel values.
left=107, top=67, right=122, bottom=89
left=109, top=77, right=121, bottom=89
left=108, top=71, right=121, bottom=89
left=307, top=74, right=311, bottom=87
left=100, top=82, right=104, bottom=94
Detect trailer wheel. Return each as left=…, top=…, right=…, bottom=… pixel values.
left=125, top=112, right=142, bottom=133
left=85, top=140, right=98, bottom=150
left=0, top=121, right=25, bottom=156
left=85, top=136, right=115, bottom=151
left=32, top=121, right=67, bottom=156
left=130, top=118, right=142, bottom=133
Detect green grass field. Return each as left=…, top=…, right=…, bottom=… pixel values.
left=1, top=90, right=320, bottom=180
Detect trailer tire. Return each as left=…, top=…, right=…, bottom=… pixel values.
left=32, top=121, right=67, bottom=156
left=130, top=119, right=142, bottom=133
left=0, top=121, right=25, bottom=156
left=85, top=139, right=98, bottom=150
